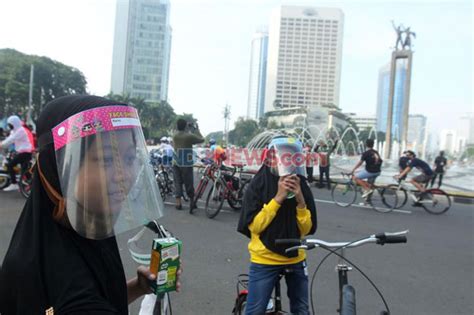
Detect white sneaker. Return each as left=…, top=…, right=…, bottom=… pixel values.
left=361, top=189, right=374, bottom=198
left=3, top=184, right=19, bottom=192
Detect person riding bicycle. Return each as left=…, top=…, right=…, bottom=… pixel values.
left=0, top=95, right=181, bottom=314
left=0, top=115, right=35, bottom=192
left=396, top=150, right=434, bottom=202
left=350, top=139, right=382, bottom=198
left=209, top=138, right=227, bottom=166
left=237, top=136, right=317, bottom=315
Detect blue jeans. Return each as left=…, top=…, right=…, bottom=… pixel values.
left=245, top=261, right=309, bottom=315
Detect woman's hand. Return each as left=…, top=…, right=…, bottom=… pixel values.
left=275, top=175, right=291, bottom=204
left=286, top=175, right=306, bottom=208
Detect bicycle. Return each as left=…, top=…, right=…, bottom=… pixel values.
left=331, top=172, right=397, bottom=213
left=191, top=159, right=218, bottom=213
left=128, top=221, right=176, bottom=315
left=274, top=230, right=408, bottom=315
left=382, top=177, right=451, bottom=214
left=232, top=271, right=290, bottom=315
left=150, top=150, right=175, bottom=201
left=205, top=164, right=250, bottom=219
left=0, top=151, right=35, bottom=198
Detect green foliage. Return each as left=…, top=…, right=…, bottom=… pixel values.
left=228, top=117, right=259, bottom=147
left=0, top=48, right=87, bottom=119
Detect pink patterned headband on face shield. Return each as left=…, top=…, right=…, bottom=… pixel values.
left=52, top=106, right=141, bottom=151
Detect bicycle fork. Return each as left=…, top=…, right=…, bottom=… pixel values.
left=336, top=248, right=355, bottom=315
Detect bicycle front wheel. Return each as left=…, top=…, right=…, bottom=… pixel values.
left=331, top=182, right=357, bottom=207
left=369, top=188, right=396, bottom=213
left=421, top=189, right=451, bottom=214
left=205, top=180, right=225, bottom=218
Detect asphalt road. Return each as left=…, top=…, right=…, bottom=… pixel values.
left=1, top=184, right=473, bottom=315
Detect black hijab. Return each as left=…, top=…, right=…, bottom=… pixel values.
left=0, top=95, right=129, bottom=314
left=237, top=165, right=317, bottom=257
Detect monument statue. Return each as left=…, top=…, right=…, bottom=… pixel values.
left=392, top=20, right=404, bottom=50
left=402, top=27, right=416, bottom=50
left=392, top=21, right=416, bottom=51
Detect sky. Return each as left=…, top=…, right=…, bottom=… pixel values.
left=0, top=0, right=472, bottom=139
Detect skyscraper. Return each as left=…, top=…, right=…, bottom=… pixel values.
left=376, top=61, right=408, bottom=141
left=247, top=30, right=269, bottom=121
left=407, top=114, right=427, bottom=154
left=111, top=0, right=172, bottom=103
left=264, top=6, right=344, bottom=113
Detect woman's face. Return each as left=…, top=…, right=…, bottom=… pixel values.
left=75, top=130, right=139, bottom=221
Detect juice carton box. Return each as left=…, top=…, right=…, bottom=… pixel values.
left=149, top=237, right=182, bottom=294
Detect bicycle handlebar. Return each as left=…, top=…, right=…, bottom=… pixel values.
left=277, top=230, right=408, bottom=254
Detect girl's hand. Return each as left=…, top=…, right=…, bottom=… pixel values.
left=286, top=175, right=305, bottom=207
left=275, top=175, right=291, bottom=204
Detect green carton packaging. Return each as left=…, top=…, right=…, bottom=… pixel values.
left=149, top=237, right=182, bottom=294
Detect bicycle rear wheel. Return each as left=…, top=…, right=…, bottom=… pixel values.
left=421, top=189, right=451, bottom=214
left=205, top=180, right=225, bottom=218
left=331, top=183, right=357, bottom=207
left=384, top=184, right=407, bottom=209
left=232, top=293, right=247, bottom=315
left=369, top=188, right=396, bottom=213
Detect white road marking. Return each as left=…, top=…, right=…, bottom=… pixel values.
left=313, top=198, right=412, bottom=214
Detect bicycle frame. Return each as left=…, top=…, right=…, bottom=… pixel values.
left=278, top=230, right=408, bottom=315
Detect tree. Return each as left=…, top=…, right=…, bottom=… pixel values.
left=0, top=48, right=87, bottom=119
left=228, top=117, right=259, bottom=147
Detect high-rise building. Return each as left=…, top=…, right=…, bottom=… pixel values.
left=264, top=6, right=344, bottom=113
left=111, top=0, right=172, bottom=103
left=407, top=114, right=427, bottom=154
left=247, top=30, right=269, bottom=121
left=376, top=61, right=408, bottom=141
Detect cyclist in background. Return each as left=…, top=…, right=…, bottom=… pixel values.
left=0, top=115, right=35, bottom=192
left=350, top=139, right=382, bottom=198
left=237, top=136, right=317, bottom=315
left=396, top=150, right=433, bottom=196
left=159, top=136, right=174, bottom=167
left=209, top=138, right=227, bottom=166
left=430, top=151, right=447, bottom=188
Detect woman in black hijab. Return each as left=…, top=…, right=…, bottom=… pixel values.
left=237, top=137, right=317, bottom=315
left=0, top=95, right=166, bottom=314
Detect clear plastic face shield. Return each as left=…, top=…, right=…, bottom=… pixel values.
left=266, top=137, right=306, bottom=177
left=52, top=106, right=164, bottom=240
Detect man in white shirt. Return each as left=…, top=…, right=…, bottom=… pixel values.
left=0, top=115, right=35, bottom=191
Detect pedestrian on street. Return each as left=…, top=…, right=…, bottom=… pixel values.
left=172, top=119, right=204, bottom=211
left=315, top=139, right=338, bottom=189
left=431, top=151, right=448, bottom=188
